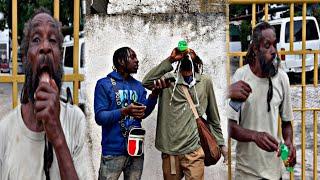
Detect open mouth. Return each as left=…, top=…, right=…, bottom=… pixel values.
left=37, top=64, right=53, bottom=83
left=40, top=65, right=51, bottom=75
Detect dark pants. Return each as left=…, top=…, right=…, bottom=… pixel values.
left=98, top=155, right=144, bottom=180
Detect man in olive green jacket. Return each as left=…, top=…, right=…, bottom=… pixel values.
left=142, top=48, right=227, bottom=180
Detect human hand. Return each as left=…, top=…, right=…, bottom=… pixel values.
left=253, top=132, right=279, bottom=152
left=283, top=141, right=296, bottom=167
left=169, top=48, right=188, bottom=63
left=228, top=80, right=252, bottom=101
left=34, top=74, right=64, bottom=147
left=188, top=48, right=197, bottom=61
left=121, top=103, right=146, bottom=119
left=151, top=77, right=172, bottom=96
left=220, top=145, right=228, bottom=164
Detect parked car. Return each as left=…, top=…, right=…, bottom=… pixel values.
left=9, top=48, right=24, bottom=74
left=0, top=58, right=9, bottom=73
left=269, top=16, right=320, bottom=73
left=60, top=36, right=86, bottom=112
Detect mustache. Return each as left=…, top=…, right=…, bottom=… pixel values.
left=36, top=54, right=55, bottom=79
left=22, top=55, right=63, bottom=104
left=258, top=54, right=279, bottom=77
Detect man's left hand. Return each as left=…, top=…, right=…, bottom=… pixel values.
left=220, top=145, right=228, bottom=164
left=284, top=140, right=296, bottom=167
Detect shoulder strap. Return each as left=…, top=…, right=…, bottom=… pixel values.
left=108, top=77, right=129, bottom=137
left=109, top=77, right=122, bottom=107
left=182, top=85, right=199, bottom=119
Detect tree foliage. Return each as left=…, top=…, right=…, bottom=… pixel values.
left=1, top=0, right=83, bottom=42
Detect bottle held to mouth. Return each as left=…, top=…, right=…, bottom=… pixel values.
left=178, top=40, right=188, bottom=52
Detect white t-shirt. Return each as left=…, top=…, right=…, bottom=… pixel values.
left=0, top=102, right=89, bottom=180
left=228, top=65, right=293, bottom=180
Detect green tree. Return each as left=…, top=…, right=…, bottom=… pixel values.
left=4, top=0, right=84, bottom=42
left=240, top=20, right=251, bottom=51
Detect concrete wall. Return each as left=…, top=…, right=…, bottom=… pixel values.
left=89, top=0, right=225, bottom=14
left=85, top=1, right=228, bottom=179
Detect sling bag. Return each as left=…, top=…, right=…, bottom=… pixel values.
left=182, top=85, right=221, bottom=166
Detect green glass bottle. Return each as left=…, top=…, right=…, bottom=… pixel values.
left=178, top=40, right=188, bottom=52
left=279, top=143, right=294, bottom=172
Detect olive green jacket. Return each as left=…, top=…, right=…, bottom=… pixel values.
left=142, top=58, right=225, bottom=155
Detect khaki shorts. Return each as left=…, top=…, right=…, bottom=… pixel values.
left=162, top=147, right=205, bottom=180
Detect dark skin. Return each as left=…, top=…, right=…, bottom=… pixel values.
left=228, top=28, right=296, bottom=167
left=116, top=48, right=159, bottom=119
left=152, top=48, right=228, bottom=163
left=21, top=13, right=78, bottom=179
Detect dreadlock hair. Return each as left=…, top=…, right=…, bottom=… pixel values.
left=245, top=21, right=276, bottom=112
left=245, top=21, right=276, bottom=65
left=20, top=7, right=64, bottom=104
left=113, top=47, right=133, bottom=71
left=174, top=55, right=203, bottom=74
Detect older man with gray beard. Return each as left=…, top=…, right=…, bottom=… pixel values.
left=0, top=8, right=88, bottom=180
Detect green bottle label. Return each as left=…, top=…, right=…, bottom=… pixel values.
left=280, top=143, right=289, bottom=160
left=279, top=143, right=294, bottom=172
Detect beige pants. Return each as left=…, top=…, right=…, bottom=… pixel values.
left=162, top=147, right=205, bottom=180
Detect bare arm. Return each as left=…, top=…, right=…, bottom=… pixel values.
left=53, top=136, right=79, bottom=180
left=35, top=80, right=78, bottom=180
left=228, top=119, right=278, bottom=152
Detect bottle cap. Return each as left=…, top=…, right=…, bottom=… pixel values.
left=178, top=40, right=188, bottom=52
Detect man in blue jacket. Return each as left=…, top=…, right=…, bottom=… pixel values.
left=94, top=47, right=160, bottom=180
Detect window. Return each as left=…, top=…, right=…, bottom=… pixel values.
left=230, top=24, right=240, bottom=42
left=64, top=46, right=73, bottom=68
left=272, top=24, right=281, bottom=43
left=285, top=20, right=319, bottom=43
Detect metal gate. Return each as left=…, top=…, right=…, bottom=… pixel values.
left=0, top=0, right=84, bottom=108
left=226, top=1, right=319, bottom=179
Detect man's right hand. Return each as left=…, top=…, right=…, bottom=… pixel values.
left=150, top=77, right=172, bottom=96
left=253, top=131, right=279, bottom=152
left=228, top=80, right=252, bottom=101
left=121, top=103, right=146, bottom=119
left=169, top=48, right=188, bottom=63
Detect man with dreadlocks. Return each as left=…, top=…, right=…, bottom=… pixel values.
left=142, top=48, right=227, bottom=180
left=0, top=8, right=88, bottom=180
left=228, top=22, right=296, bottom=179
left=94, top=47, right=159, bottom=180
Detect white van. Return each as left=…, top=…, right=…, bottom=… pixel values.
left=60, top=36, right=86, bottom=112
left=269, top=16, right=320, bottom=73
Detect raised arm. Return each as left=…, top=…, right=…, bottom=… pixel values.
left=142, top=48, right=188, bottom=89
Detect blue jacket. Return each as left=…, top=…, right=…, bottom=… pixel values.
left=94, top=70, right=157, bottom=156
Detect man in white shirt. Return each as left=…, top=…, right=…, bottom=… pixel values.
left=228, top=22, right=296, bottom=179
left=0, top=8, right=88, bottom=180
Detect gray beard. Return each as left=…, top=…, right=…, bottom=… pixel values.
left=24, top=56, right=63, bottom=104
left=258, top=53, right=279, bottom=77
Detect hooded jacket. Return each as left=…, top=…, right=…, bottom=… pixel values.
left=94, top=70, right=157, bottom=156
